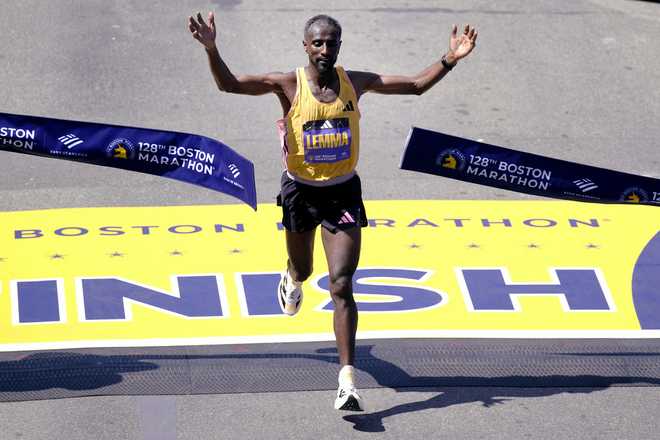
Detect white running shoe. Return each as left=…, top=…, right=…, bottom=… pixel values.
left=334, top=365, right=365, bottom=411
left=334, top=384, right=365, bottom=411
left=278, top=270, right=303, bottom=316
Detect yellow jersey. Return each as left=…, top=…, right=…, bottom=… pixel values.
left=277, top=66, right=361, bottom=185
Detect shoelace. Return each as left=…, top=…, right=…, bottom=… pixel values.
left=339, top=385, right=357, bottom=396
left=285, top=290, right=299, bottom=302
left=283, top=274, right=300, bottom=302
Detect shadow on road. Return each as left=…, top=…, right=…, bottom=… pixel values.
left=1, top=344, right=659, bottom=432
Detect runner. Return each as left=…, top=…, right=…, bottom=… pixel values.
left=188, top=12, right=477, bottom=411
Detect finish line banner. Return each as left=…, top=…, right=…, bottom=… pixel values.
left=0, top=112, right=257, bottom=209
left=401, top=127, right=660, bottom=207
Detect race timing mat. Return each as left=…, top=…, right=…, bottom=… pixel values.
left=0, top=200, right=658, bottom=352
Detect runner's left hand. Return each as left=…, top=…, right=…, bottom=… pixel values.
left=449, top=24, right=478, bottom=60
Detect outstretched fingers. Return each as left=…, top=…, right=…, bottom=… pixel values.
left=189, top=12, right=212, bottom=33
left=188, top=13, right=205, bottom=33
left=188, top=17, right=198, bottom=35
left=460, top=24, right=478, bottom=47
left=448, top=23, right=478, bottom=59
left=188, top=18, right=205, bottom=43
left=188, top=11, right=217, bottom=48
left=196, top=12, right=208, bottom=28
left=451, top=24, right=478, bottom=44
left=463, top=24, right=477, bottom=39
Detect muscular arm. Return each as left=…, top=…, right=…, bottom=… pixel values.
left=350, top=24, right=477, bottom=98
left=350, top=58, right=455, bottom=97
left=190, top=12, right=295, bottom=98
left=204, top=46, right=291, bottom=95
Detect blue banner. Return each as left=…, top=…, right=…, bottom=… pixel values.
left=0, top=112, right=257, bottom=210
left=400, top=127, right=660, bottom=207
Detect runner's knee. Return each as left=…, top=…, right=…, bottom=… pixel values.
left=289, top=261, right=313, bottom=282
left=329, top=273, right=354, bottom=300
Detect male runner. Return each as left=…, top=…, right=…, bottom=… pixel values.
left=188, top=12, right=477, bottom=411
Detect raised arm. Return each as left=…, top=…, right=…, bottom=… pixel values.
left=351, top=24, right=478, bottom=97
left=188, top=12, right=291, bottom=96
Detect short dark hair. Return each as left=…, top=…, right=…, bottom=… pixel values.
left=304, top=14, right=342, bottom=38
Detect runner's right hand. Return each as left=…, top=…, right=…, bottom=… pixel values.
left=188, top=11, right=217, bottom=50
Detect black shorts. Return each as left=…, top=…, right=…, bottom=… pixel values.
left=277, top=172, right=368, bottom=233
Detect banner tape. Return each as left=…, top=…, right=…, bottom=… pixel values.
left=0, top=112, right=257, bottom=210
left=400, top=127, right=659, bottom=207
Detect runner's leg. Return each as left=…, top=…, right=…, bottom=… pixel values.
left=321, top=226, right=361, bottom=366
left=285, top=229, right=316, bottom=282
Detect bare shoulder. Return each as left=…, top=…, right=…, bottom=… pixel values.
left=234, top=70, right=297, bottom=98
left=346, top=70, right=376, bottom=84
left=346, top=70, right=379, bottom=97
left=271, top=70, right=297, bottom=100
left=251, top=70, right=296, bottom=88
left=269, top=70, right=296, bottom=83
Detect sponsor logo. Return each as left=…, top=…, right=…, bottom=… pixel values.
left=621, top=187, right=649, bottom=203
left=228, top=163, right=241, bottom=179
left=436, top=148, right=466, bottom=171
left=58, top=134, right=84, bottom=149
left=573, top=178, right=599, bottom=193
left=342, top=100, right=355, bottom=112
left=222, top=163, right=245, bottom=189
left=106, top=138, right=136, bottom=160
left=337, top=210, right=356, bottom=225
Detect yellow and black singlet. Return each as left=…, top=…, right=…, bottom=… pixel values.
left=277, top=66, right=361, bottom=186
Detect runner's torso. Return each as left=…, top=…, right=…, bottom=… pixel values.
left=277, top=66, right=361, bottom=186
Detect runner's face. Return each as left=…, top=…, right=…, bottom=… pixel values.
left=304, top=23, right=341, bottom=74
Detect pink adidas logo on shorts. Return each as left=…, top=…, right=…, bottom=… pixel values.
left=338, top=211, right=356, bottom=225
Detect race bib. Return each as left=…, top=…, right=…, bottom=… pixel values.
left=302, top=118, right=351, bottom=163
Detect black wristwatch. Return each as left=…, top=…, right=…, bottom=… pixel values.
left=441, top=54, right=456, bottom=71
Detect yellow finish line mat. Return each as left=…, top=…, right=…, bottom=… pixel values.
left=1, top=200, right=660, bottom=402
left=0, top=200, right=659, bottom=352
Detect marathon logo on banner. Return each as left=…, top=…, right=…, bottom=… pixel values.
left=400, top=127, right=660, bottom=207
left=0, top=112, right=257, bottom=210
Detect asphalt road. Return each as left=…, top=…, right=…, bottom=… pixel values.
left=1, top=0, right=659, bottom=438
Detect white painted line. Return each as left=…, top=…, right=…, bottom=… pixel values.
left=2, top=329, right=660, bottom=353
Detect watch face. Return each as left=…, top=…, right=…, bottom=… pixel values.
left=442, top=56, right=454, bottom=70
